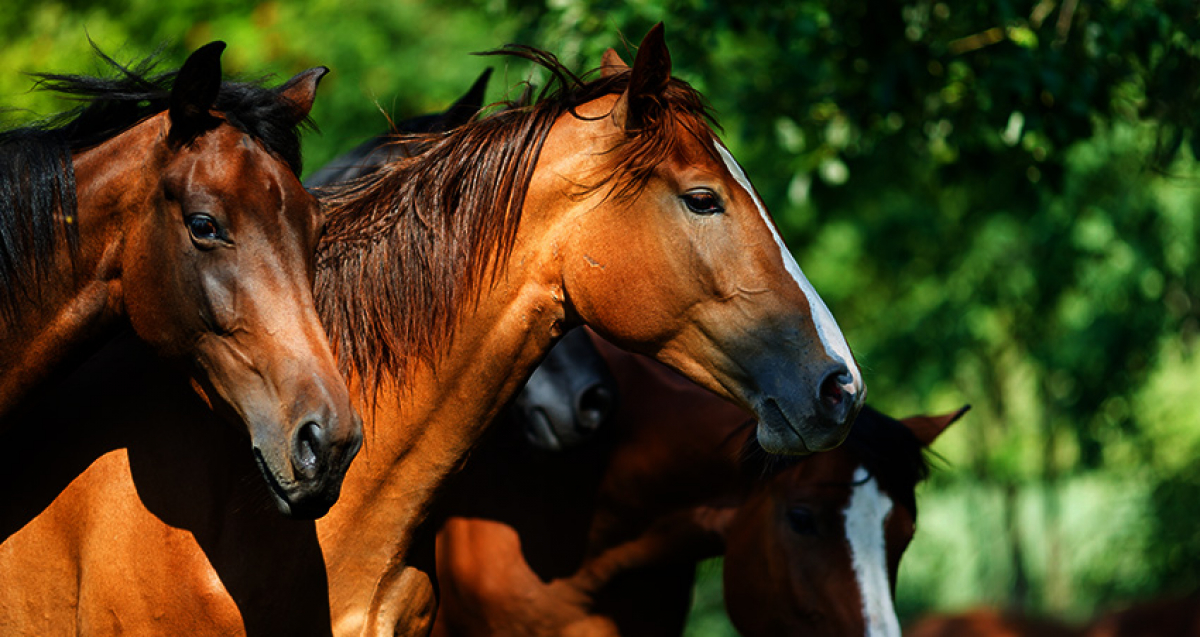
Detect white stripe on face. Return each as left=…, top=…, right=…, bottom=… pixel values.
left=844, top=466, right=901, bottom=637
left=712, top=140, right=862, bottom=391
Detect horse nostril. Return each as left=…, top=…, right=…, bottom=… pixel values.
left=818, top=366, right=851, bottom=410
left=576, top=384, right=616, bottom=432
left=293, top=420, right=325, bottom=481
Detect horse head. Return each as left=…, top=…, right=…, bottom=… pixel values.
left=73, top=42, right=362, bottom=518
left=722, top=405, right=967, bottom=636
left=536, top=25, right=864, bottom=454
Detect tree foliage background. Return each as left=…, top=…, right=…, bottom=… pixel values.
left=3, top=0, right=1199, bottom=631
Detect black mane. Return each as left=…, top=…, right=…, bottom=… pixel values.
left=739, top=406, right=931, bottom=517
left=0, top=45, right=312, bottom=323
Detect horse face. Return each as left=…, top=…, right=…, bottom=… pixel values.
left=722, top=407, right=963, bottom=637
left=553, top=26, right=862, bottom=454
left=114, top=49, right=361, bottom=519
left=722, top=452, right=910, bottom=637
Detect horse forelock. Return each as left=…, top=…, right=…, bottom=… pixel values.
left=312, top=46, right=719, bottom=395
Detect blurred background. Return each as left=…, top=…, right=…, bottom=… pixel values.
left=3, top=0, right=1198, bottom=633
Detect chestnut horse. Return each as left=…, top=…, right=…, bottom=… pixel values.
left=0, top=42, right=361, bottom=516
left=0, top=25, right=861, bottom=635
left=431, top=329, right=963, bottom=637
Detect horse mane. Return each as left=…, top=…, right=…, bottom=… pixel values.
left=738, top=406, right=931, bottom=518
left=314, top=45, right=718, bottom=392
left=0, top=45, right=313, bottom=324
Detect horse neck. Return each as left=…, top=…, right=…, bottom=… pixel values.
left=314, top=230, right=567, bottom=634
left=0, top=115, right=168, bottom=419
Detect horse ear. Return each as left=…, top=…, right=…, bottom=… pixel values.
left=169, top=41, right=225, bottom=136
left=442, top=67, right=492, bottom=130
left=277, top=66, right=330, bottom=125
left=601, top=48, right=629, bottom=78
left=611, top=23, right=671, bottom=131
left=902, top=405, right=970, bottom=446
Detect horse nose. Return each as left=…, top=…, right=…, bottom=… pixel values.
left=289, top=407, right=363, bottom=481
left=575, top=383, right=616, bottom=433
left=815, top=363, right=857, bottom=427
left=291, top=418, right=328, bottom=482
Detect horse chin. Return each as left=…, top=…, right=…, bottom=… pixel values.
left=753, top=395, right=858, bottom=456
left=754, top=398, right=813, bottom=456
left=252, top=447, right=336, bottom=520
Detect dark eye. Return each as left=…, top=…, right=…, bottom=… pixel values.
left=786, top=506, right=819, bottom=536
left=186, top=214, right=223, bottom=242
left=680, top=190, right=724, bottom=215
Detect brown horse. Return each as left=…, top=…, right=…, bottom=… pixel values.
left=430, top=329, right=963, bottom=637
left=0, top=25, right=861, bottom=634
left=1086, top=592, right=1200, bottom=637
left=0, top=42, right=361, bottom=517
left=906, top=609, right=1084, bottom=637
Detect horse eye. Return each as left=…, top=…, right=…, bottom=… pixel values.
left=680, top=191, right=724, bottom=215
left=786, top=506, right=819, bottom=536
left=186, top=214, right=223, bottom=242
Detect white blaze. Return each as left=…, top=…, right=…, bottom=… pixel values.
left=844, top=466, right=901, bottom=637
left=713, top=140, right=863, bottom=391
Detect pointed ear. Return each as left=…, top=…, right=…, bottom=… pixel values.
left=169, top=41, right=225, bottom=137
left=902, top=405, right=970, bottom=447
left=601, top=48, right=629, bottom=78
left=611, top=23, right=671, bottom=131
left=277, top=66, right=329, bottom=125
left=442, top=67, right=492, bottom=129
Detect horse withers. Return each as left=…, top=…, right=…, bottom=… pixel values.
left=0, top=42, right=361, bottom=518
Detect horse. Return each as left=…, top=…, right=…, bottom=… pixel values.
left=308, top=72, right=623, bottom=454
left=0, top=24, right=863, bottom=635
left=906, top=609, right=1084, bottom=637
left=1085, top=592, right=1200, bottom=636
left=429, top=328, right=964, bottom=637
left=0, top=42, right=362, bottom=517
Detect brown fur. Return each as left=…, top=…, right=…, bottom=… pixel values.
left=314, top=46, right=715, bottom=393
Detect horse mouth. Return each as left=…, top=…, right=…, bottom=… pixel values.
left=757, top=398, right=812, bottom=456
left=253, top=447, right=296, bottom=517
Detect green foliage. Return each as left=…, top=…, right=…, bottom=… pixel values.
left=4, top=0, right=1200, bottom=628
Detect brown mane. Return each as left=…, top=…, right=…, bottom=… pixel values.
left=315, top=45, right=718, bottom=393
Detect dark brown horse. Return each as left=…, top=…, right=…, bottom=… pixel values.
left=1086, top=592, right=1200, bottom=637
left=0, top=25, right=862, bottom=634
left=430, top=329, right=963, bottom=637
left=906, top=609, right=1084, bottom=637
left=0, top=42, right=361, bottom=517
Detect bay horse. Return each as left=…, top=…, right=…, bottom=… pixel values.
left=0, top=42, right=362, bottom=517
left=431, top=329, right=964, bottom=637
left=0, top=24, right=862, bottom=635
